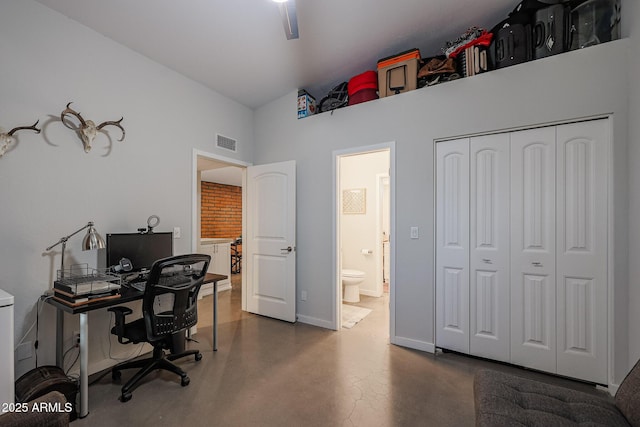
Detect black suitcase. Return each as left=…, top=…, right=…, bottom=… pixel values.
left=534, top=4, right=571, bottom=58
left=492, top=23, right=532, bottom=69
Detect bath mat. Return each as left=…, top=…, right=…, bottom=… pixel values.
left=342, top=304, right=372, bottom=329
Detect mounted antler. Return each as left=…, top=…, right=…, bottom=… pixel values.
left=61, top=102, right=125, bottom=153
left=0, top=120, right=41, bottom=157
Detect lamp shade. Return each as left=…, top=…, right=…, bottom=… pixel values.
left=82, top=224, right=105, bottom=250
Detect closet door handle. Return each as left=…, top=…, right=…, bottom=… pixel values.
left=532, top=262, right=543, bottom=267
left=482, top=258, right=492, bottom=264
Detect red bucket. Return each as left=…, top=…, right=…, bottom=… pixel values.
left=348, top=71, right=378, bottom=105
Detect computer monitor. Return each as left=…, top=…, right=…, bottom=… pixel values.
left=106, top=232, right=173, bottom=273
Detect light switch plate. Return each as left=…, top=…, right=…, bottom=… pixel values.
left=410, top=226, right=419, bottom=239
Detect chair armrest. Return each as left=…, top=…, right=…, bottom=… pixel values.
left=108, top=306, right=133, bottom=344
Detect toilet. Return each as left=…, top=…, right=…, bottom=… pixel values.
left=342, top=269, right=365, bottom=303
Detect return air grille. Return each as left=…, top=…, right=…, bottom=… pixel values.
left=216, top=134, right=237, bottom=152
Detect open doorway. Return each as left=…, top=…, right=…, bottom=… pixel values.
left=333, top=143, right=395, bottom=337
left=193, top=151, right=298, bottom=324
left=192, top=150, right=251, bottom=322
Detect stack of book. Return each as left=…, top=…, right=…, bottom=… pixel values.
left=53, top=279, right=120, bottom=307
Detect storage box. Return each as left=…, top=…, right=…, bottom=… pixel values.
left=297, top=90, right=316, bottom=119
left=377, top=48, right=420, bottom=98
left=348, top=70, right=378, bottom=106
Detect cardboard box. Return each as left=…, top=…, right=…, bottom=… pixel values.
left=377, top=48, right=420, bottom=98
left=297, top=90, right=316, bottom=119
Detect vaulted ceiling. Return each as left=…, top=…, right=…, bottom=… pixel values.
left=35, top=0, right=516, bottom=109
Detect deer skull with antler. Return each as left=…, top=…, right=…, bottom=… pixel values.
left=0, top=121, right=41, bottom=157
left=61, top=102, right=125, bottom=153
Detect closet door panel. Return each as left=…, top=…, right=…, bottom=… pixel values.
left=436, top=138, right=470, bottom=353
left=469, top=134, right=510, bottom=362
left=556, top=120, right=608, bottom=384
left=510, top=127, right=557, bottom=373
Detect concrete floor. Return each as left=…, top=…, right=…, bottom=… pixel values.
left=74, top=275, right=608, bottom=426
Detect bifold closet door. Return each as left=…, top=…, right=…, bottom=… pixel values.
left=555, top=120, right=608, bottom=384
left=436, top=138, right=470, bottom=354
left=469, top=134, right=511, bottom=362
left=510, top=126, right=557, bottom=373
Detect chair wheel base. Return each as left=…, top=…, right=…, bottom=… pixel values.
left=181, top=376, right=190, bottom=387
left=195, top=352, right=202, bottom=362
left=120, top=392, right=132, bottom=402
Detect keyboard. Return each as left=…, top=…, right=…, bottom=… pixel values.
left=131, top=281, right=146, bottom=292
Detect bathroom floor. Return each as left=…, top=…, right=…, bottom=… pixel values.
left=342, top=292, right=389, bottom=334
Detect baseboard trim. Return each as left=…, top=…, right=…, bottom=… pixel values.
left=359, top=289, right=383, bottom=298
left=296, top=314, right=334, bottom=330
left=391, top=336, right=435, bottom=353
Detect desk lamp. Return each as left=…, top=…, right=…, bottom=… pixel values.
left=45, top=221, right=106, bottom=278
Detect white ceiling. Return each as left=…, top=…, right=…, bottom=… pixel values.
left=35, top=0, right=515, bottom=110
left=197, top=156, right=243, bottom=185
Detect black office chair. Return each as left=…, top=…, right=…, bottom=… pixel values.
left=108, top=254, right=211, bottom=402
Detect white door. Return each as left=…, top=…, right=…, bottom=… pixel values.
left=510, top=127, right=557, bottom=373
left=555, top=120, right=608, bottom=383
left=246, top=160, right=297, bottom=322
left=469, top=134, right=511, bottom=362
left=436, top=138, right=470, bottom=353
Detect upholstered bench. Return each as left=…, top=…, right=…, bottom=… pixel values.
left=474, top=360, right=640, bottom=426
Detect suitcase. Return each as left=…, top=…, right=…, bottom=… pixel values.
left=569, top=0, right=621, bottom=50
left=15, top=365, right=78, bottom=420
left=377, top=48, right=420, bottom=98
left=534, top=4, right=571, bottom=58
left=492, top=23, right=532, bottom=69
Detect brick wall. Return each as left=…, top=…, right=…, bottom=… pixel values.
left=201, top=182, right=242, bottom=239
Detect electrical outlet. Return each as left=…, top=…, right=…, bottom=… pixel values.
left=301, top=290, right=307, bottom=301
left=173, top=227, right=181, bottom=239
left=74, top=331, right=80, bottom=346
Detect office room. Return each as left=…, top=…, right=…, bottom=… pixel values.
left=1, top=0, right=639, bottom=426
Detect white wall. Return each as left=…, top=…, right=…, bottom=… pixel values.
left=340, top=150, right=389, bottom=296
left=255, top=40, right=631, bottom=381
left=625, top=0, right=640, bottom=369
left=0, top=0, right=254, bottom=377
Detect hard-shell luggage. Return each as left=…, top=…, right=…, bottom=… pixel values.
left=492, top=23, right=532, bottom=69
left=534, top=4, right=571, bottom=58
left=569, top=0, right=621, bottom=50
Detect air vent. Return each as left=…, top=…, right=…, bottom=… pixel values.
left=216, top=134, right=237, bottom=152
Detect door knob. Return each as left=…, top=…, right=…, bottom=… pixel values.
left=281, top=246, right=293, bottom=254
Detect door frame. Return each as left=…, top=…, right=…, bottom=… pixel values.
left=192, top=149, right=252, bottom=310
left=332, top=142, right=396, bottom=339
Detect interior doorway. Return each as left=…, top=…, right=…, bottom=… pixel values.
left=192, top=149, right=250, bottom=310
left=333, top=143, right=395, bottom=338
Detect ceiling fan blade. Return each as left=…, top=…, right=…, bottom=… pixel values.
left=279, top=0, right=299, bottom=40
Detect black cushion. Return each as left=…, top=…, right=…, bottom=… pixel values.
left=615, top=359, right=640, bottom=427
left=110, top=318, right=146, bottom=344
left=474, top=369, right=630, bottom=426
